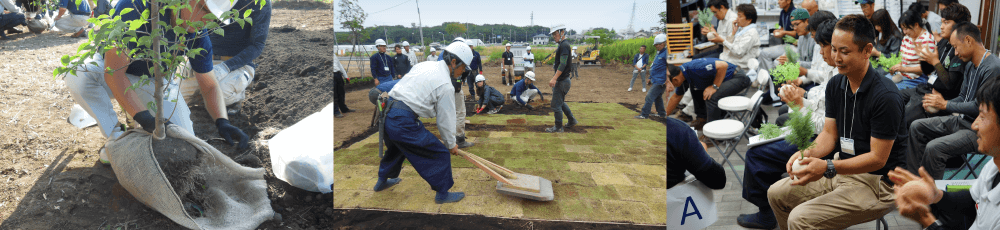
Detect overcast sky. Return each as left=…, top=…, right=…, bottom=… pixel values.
left=336, top=0, right=666, bottom=34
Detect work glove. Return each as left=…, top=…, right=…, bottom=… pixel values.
left=216, top=118, right=250, bottom=149
left=212, top=63, right=231, bottom=78
left=133, top=110, right=173, bottom=133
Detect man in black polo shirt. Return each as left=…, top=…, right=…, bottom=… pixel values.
left=905, top=21, right=1000, bottom=179
left=766, top=15, right=907, bottom=230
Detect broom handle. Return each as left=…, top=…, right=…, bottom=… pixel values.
left=457, top=149, right=517, bottom=179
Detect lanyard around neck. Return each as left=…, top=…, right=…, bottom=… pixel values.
left=843, top=79, right=858, bottom=139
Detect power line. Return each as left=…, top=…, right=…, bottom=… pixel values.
left=369, top=0, right=413, bottom=15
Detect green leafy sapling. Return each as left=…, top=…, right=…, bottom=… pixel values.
left=870, top=53, right=902, bottom=73
left=782, top=35, right=798, bottom=44
left=785, top=102, right=816, bottom=180
left=759, top=123, right=782, bottom=139
left=697, top=8, right=714, bottom=27
left=770, top=45, right=801, bottom=85
left=53, top=0, right=267, bottom=139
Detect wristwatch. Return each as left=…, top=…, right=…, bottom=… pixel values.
left=712, top=84, right=720, bottom=90
left=823, top=159, right=837, bottom=178
left=923, top=220, right=944, bottom=230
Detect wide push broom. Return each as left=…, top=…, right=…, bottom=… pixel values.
left=455, top=149, right=554, bottom=201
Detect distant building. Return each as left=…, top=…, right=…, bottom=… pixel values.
left=532, top=34, right=549, bottom=45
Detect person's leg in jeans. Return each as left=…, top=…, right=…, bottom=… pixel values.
left=467, top=77, right=476, bottom=101
left=640, top=83, right=666, bottom=117
left=628, top=70, right=643, bottom=90
left=707, top=74, right=750, bottom=122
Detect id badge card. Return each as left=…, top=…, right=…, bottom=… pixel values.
left=840, top=137, right=856, bottom=155
left=384, top=67, right=389, bottom=71
left=928, top=73, right=938, bottom=85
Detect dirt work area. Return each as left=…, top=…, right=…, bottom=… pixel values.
left=0, top=1, right=332, bottom=229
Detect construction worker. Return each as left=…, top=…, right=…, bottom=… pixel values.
left=501, top=43, right=514, bottom=85
left=393, top=45, right=411, bottom=79
left=370, top=39, right=395, bottom=86
left=0, top=0, right=27, bottom=40
left=180, top=0, right=271, bottom=115
left=474, top=75, right=504, bottom=114
left=426, top=48, right=438, bottom=62
left=509, top=71, right=543, bottom=109
left=371, top=41, right=473, bottom=204
left=524, top=46, right=535, bottom=72
left=547, top=24, right=578, bottom=132
left=629, top=45, right=649, bottom=92
left=402, top=41, right=418, bottom=66
left=435, top=37, right=475, bottom=148
left=334, top=52, right=353, bottom=118
left=571, top=46, right=580, bottom=79
left=466, top=41, right=483, bottom=102
left=53, top=0, right=92, bottom=37
left=637, top=34, right=670, bottom=119
left=64, top=0, right=248, bottom=165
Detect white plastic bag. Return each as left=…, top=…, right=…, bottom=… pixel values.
left=667, top=175, right=718, bottom=230
left=268, top=103, right=334, bottom=193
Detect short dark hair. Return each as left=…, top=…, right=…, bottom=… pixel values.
left=898, top=10, right=930, bottom=32
left=707, top=0, right=729, bottom=10
left=938, top=0, right=958, bottom=6
left=940, top=3, right=971, bottom=23
left=953, top=21, right=983, bottom=44
left=806, top=10, right=836, bottom=32
left=640, top=45, right=647, bottom=49
left=668, top=65, right=682, bottom=80
left=908, top=2, right=927, bottom=14
left=975, top=77, right=1000, bottom=124
left=815, top=20, right=837, bottom=46
left=835, top=14, right=877, bottom=51
left=735, top=4, right=757, bottom=23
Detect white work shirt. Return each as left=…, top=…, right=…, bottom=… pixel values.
left=426, top=54, right=437, bottom=62
left=333, top=53, right=346, bottom=75
left=970, top=162, right=1000, bottom=230
left=387, top=61, right=458, bottom=149
left=720, top=23, right=760, bottom=70
left=0, top=0, right=23, bottom=14
left=525, top=52, right=534, bottom=61
left=714, top=9, right=739, bottom=44
left=405, top=49, right=419, bottom=66
left=795, top=56, right=836, bottom=135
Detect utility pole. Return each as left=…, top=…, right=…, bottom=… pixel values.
left=416, top=0, right=425, bottom=51
left=530, top=12, right=533, bottom=27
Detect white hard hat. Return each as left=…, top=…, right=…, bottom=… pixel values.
left=375, top=39, right=386, bottom=46
left=572, top=46, right=577, bottom=50
left=549, top=24, right=566, bottom=34
left=453, top=37, right=466, bottom=43
left=475, top=74, right=486, bottom=83
left=654, top=34, right=667, bottom=45
left=505, top=43, right=511, bottom=47
left=429, top=47, right=436, bottom=52
left=205, top=0, right=236, bottom=20
left=444, top=42, right=474, bottom=70
left=524, top=71, right=536, bottom=81
left=526, top=46, right=531, bottom=50
left=402, top=41, right=410, bottom=46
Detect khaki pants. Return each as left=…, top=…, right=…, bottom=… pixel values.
left=454, top=91, right=466, bottom=138
left=767, top=173, right=895, bottom=230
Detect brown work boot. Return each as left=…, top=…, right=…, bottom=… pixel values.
left=689, top=118, right=707, bottom=130
left=676, top=113, right=694, bottom=122
left=699, top=134, right=715, bottom=148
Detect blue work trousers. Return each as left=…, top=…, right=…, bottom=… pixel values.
left=378, top=102, right=455, bottom=193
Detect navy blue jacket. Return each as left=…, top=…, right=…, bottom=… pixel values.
left=633, top=53, right=649, bottom=69
left=370, top=52, right=396, bottom=78
left=209, top=0, right=271, bottom=70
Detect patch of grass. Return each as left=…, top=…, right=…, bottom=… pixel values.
left=576, top=184, right=621, bottom=200
left=563, top=145, right=594, bottom=153
left=450, top=155, right=476, bottom=168
left=551, top=183, right=580, bottom=199
left=591, top=145, right=620, bottom=154
left=521, top=198, right=563, bottom=220
left=560, top=199, right=609, bottom=221
left=601, top=200, right=652, bottom=223
left=538, top=159, right=570, bottom=171
left=640, top=155, right=667, bottom=165
left=613, top=185, right=659, bottom=203
left=557, top=171, right=597, bottom=186
left=607, top=154, right=640, bottom=164
left=505, top=157, right=538, bottom=169
left=333, top=190, right=373, bottom=208
left=550, top=151, right=582, bottom=162
left=591, top=172, right=635, bottom=186
left=626, top=174, right=666, bottom=188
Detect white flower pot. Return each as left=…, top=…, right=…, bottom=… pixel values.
left=707, top=32, right=717, bottom=40
left=791, top=158, right=807, bottom=181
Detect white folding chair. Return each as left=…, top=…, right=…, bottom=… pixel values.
left=703, top=90, right=764, bottom=186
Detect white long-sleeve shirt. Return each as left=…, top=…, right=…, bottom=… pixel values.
left=720, top=23, right=761, bottom=71
left=789, top=56, right=837, bottom=135
left=387, top=61, right=458, bottom=149
left=333, top=54, right=346, bottom=76
left=714, top=9, right=738, bottom=45
left=405, top=49, right=418, bottom=66
left=0, top=0, right=23, bottom=14
left=797, top=44, right=829, bottom=85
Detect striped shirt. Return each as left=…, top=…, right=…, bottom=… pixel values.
left=899, top=30, right=936, bottom=80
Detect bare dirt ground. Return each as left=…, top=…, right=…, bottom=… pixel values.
left=335, top=63, right=666, bottom=149
left=0, top=1, right=333, bottom=229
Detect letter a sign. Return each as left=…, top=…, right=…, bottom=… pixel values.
left=667, top=175, right=718, bottom=229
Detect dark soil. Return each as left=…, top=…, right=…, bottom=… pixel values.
left=151, top=136, right=208, bottom=218
left=344, top=79, right=376, bottom=92
left=332, top=209, right=664, bottom=230
left=333, top=126, right=377, bottom=151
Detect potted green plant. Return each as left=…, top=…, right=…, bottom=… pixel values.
left=785, top=102, right=816, bottom=181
